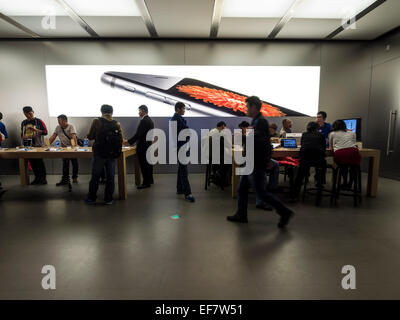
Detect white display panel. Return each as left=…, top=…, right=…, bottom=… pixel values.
left=45, top=65, right=320, bottom=117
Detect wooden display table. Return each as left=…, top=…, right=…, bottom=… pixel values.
left=231, top=147, right=380, bottom=198
left=0, top=146, right=138, bottom=200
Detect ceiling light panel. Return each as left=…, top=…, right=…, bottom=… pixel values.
left=221, top=0, right=296, bottom=18
left=293, top=0, right=377, bottom=19
left=0, top=0, right=67, bottom=16
left=63, top=0, right=141, bottom=16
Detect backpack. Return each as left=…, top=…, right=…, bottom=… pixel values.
left=96, top=117, right=122, bottom=159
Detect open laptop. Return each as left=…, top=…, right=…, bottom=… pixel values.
left=281, top=138, right=298, bottom=148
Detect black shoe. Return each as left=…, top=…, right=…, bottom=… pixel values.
left=30, top=179, right=40, bottom=185
left=40, top=179, right=48, bottom=185
left=0, top=189, right=6, bottom=199
left=277, top=210, right=294, bottom=229
left=256, top=204, right=273, bottom=211
left=137, top=184, right=151, bottom=189
left=227, top=214, right=248, bottom=223
left=56, top=180, right=69, bottom=186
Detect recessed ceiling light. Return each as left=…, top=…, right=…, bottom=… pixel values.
left=293, top=0, right=377, bottom=19
left=0, top=0, right=66, bottom=16
left=221, top=0, right=296, bottom=18
left=0, top=0, right=141, bottom=16
left=64, top=0, right=141, bottom=16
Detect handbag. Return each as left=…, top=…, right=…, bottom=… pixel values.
left=61, top=127, right=84, bottom=147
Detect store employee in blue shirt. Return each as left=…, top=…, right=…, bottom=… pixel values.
left=316, top=111, right=331, bottom=146
left=0, top=112, right=8, bottom=146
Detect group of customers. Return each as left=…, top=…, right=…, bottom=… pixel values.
left=0, top=101, right=361, bottom=228
left=0, top=103, right=197, bottom=204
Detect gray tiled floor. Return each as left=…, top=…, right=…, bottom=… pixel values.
left=0, top=173, right=399, bottom=300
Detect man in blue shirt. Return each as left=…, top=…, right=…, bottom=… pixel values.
left=316, top=111, right=331, bottom=146
left=0, top=112, right=8, bottom=147
left=170, top=102, right=195, bottom=202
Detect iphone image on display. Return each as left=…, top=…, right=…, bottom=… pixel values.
left=101, top=71, right=307, bottom=117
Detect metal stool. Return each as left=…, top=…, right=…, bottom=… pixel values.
left=331, top=164, right=362, bottom=207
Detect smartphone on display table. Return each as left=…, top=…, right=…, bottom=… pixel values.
left=101, top=72, right=305, bottom=117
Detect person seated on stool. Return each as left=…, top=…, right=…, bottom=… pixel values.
left=329, top=120, right=361, bottom=189
left=291, top=121, right=326, bottom=200
left=279, top=119, right=292, bottom=138
left=269, top=123, right=279, bottom=138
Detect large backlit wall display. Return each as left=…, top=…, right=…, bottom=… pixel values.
left=45, top=65, right=320, bottom=117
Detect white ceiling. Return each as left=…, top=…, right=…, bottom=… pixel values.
left=0, top=0, right=398, bottom=40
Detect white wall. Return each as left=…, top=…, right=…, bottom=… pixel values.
left=1, top=37, right=397, bottom=174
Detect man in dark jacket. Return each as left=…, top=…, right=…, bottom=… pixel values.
left=227, top=96, right=294, bottom=228
left=170, top=102, right=195, bottom=202
left=128, top=105, right=155, bottom=189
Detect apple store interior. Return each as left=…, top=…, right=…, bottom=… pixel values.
left=0, top=0, right=399, bottom=300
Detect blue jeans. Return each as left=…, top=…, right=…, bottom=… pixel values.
left=256, top=159, right=279, bottom=206
left=88, top=156, right=116, bottom=202
left=237, top=169, right=290, bottom=218
left=177, top=162, right=192, bottom=196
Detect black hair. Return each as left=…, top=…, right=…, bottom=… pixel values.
left=23, top=106, right=33, bottom=113
left=101, top=104, right=113, bottom=114
left=138, top=105, right=148, bottom=113
left=217, top=121, right=226, bottom=128
left=317, top=111, right=327, bottom=119
left=245, top=96, right=262, bottom=111
left=175, top=101, right=186, bottom=111
left=269, top=122, right=278, bottom=130
left=306, top=121, right=319, bottom=133
left=331, top=120, right=347, bottom=132
left=57, top=114, right=68, bottom=122
left=238, top=121, right=250, bottom=128
left=0, top=112, right=2, bottom=121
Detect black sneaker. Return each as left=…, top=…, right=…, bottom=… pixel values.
left=277, top=210, right=294, bottom=229
left=40, top=179, right=48, bottom=185
left=227, top=214, right=248, bottom=223
left=30, top=179, right=40, bottom=185
left=0, top=189, right=6, bottom=199
left=56, top=180, right=69, bottom=186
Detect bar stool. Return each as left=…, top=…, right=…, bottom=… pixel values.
left=331, top=164, right=362, bottom=207
left=302, top=164, right=333, bottom=206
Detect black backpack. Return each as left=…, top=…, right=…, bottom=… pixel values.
left=96, top=117, right=122, bottom=159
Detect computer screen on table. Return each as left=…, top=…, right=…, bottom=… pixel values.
left=341, top=118, right=362, bottom=141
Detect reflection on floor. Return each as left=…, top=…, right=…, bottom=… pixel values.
left=0, top=173, right=399, bottom=299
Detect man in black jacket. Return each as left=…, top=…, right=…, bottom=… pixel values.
left=227, top=96, right=294, bottom=228
left=128, top=105, right=155, bottom=189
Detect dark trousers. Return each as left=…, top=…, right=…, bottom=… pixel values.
left=293, top=158, right=326, bottom=197
left=88, top=156, right=116, bottom=202
left=237, top=169, right=290, bottom=217
left=137, top=146, right=153, bottom=185
left=29, top=158, right=46, bottom=180
left=177, top=162, right=192, bottom=196
left=62, top=158, right=79, bottom=180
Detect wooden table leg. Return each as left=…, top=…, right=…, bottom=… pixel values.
left=117, top=154, right=127, bottom=200
left=133, top=154, right=141, bottom=187
left=18, top=158, right=29, bottom=185
left=367, top=153, right=380, bottom=197
left=231, top=153, right=240, bottom=198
